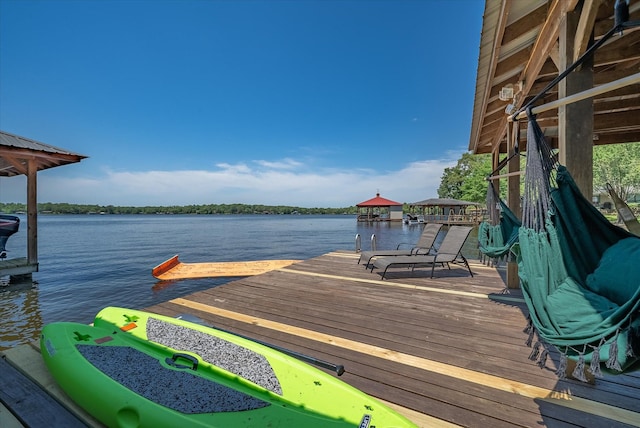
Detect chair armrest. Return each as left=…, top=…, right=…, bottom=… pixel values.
left=413, top=247, right=434, bottom=255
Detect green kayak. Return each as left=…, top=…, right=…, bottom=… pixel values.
left=41, top=306, right=417, bottom=427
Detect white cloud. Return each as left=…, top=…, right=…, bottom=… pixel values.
left=254, top=158, right=303, bottom=170
left=1, top=155, right=461, bottom=207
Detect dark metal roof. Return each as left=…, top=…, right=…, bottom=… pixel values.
left=410, top=198, right=480, bottom=207
left=356, top=193, right=402, bottom=207
left=0, top=130, right=87, bottom=176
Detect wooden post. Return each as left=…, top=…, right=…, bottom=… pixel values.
left=491, top=147, right=501, bottom=227
left=27, top=159, right=38, bottom=267
left=507, top=121, right=521, bottom=289
left=558, top=6, right=594, bottom=199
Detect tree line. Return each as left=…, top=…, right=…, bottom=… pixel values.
left=0, top=202, right=357, bottom=216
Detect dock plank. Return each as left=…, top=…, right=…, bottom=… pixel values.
left=1, top=344, right=104, bottom=428
left=0, top=354, right=86, bottom=428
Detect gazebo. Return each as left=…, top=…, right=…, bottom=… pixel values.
left=356, top=193, right=403, bottom=222
left=409, top=198, right=483, bottom=225
left=0, top=130, right=87, bottom=283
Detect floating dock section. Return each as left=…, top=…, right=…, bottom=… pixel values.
left=152, top=255, right=300, bottom=281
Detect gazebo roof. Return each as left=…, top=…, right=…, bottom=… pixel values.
left=410, top=198, right=480, bottom=207
left=356, top=193, right=402, bottom=207
left=0, top=130, right=87, bottom=176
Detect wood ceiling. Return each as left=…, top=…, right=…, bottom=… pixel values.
left=469, top=0, right=640, bottom=155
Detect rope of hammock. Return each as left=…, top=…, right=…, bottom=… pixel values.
left=521, top=109, right=558, bottom=232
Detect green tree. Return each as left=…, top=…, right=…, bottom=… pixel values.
left=593, top=142, right=640, bottom=202
left=438, top=152, right=493, bottom=203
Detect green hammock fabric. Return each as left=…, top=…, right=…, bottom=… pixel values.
left=516, top=114, right=640, bottom=379
left=478, top=198, right=520, bottom=259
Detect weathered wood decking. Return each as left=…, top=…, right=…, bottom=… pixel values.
left=2, top=251, right=639, bottom=427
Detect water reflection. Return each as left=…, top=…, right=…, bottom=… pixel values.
left=0, top=285, right=43, bottom=351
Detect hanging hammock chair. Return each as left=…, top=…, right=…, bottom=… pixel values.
left=478, top=181, right=521, bottom=261
left=514, top=111, right=640, bottom=380
left=606, top=182, right=640, bottom=236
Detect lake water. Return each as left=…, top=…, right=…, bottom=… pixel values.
left=0, top=214, right=478, bottom=350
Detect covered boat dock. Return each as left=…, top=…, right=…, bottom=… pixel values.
left=356, top=192, right=404, bottom=222
left=0, top=131, right=87, bottom=284
left=409, top=198, right=483, bottom=226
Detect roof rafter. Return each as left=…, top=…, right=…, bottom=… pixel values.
left=487, top=0, right=580, bottom=154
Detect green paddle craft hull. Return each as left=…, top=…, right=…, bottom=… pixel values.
left=41, top=306, right=416, bottom=428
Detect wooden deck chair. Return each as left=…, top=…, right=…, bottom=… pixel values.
left=371, top=225, right=474, bottom=279
left=358, top=223, right=443, bottom=267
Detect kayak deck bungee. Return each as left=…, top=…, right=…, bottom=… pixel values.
left=41, top=307, right=417, bottom=427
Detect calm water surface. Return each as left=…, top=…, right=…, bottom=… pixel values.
left=0, top=214, right=477, bottom=350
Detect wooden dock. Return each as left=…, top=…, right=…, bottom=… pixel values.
left=0, top=257, right=38, bottom=284
left=2, top=251, right=639, bottom=427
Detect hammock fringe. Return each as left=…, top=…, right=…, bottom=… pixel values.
left=537, top=348, right=549, bottom=369
left=525, top=325, right=535, bottom=347
left=572, top=351, right=588, bottom=382
left=528, top=341, right=541, bottom=361
left=556, top=352, right=568, bottom=379
left=523, top=316, right=532, bottom=334
left=589, top=343, right=603, bottom=378
left=606, top=330, right=622, bottom=372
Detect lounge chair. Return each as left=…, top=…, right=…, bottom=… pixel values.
left=371, top=225, right=474, bottom=279
left=358, top=223, right=443, bottom=267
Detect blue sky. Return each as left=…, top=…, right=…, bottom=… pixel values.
left=1, top=0, right=484, bottom=207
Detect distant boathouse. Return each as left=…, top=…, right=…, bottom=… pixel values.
left=356, top=193, right=403, bottom=222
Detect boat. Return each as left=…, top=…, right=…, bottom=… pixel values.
left=0, top=214, right=19, bottom=258
left=41, top=306, right=417, bottom=427
left=403, top=214, right=424, bottom=225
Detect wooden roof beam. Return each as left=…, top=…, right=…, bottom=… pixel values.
left=594, top=30, right=640, bottom=66
left=595, top=65, right=640, bottom=84
left=593, top=0, right=640, bottom=36
left=520, top=0, right=578, bottom=103
left=513, top=72, right=640, bottom=119
left=595, top=96, right=640, bottom=114
left=0, top=155, right=28, bottom=175
left=574, top=0, right=604, bottom=62
left=595, top=109, right=640, bottom=129
left=502, top=3, right=548, bottom=44
left=594, top=131, right=640, bottom=145
left=0, top=147, right=81, bottom=164
left=488, top=0, right=580, bottom=153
